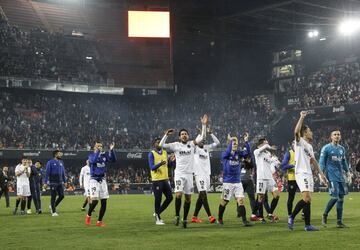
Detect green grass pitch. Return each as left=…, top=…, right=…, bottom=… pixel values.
left=1, top=192, right=360, bottom=250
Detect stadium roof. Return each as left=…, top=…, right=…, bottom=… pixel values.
left=174, top=0, right=360, bottom=47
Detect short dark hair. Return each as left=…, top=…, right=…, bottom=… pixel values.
left=179, top=129, right=189, bottom=136
left=21, top=156, right=29, bottom=160
left=35, top=160, right=42, bottom=165
left=53, top=150, right=60, bottom=157
left=300, top=125, right=310, bottom=137
left=153, top=137, right=161, bottom=144
left=257, top=137, right=267, bottom=147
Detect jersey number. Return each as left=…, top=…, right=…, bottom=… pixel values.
left=304, top=178, right=309, bottom=189
left=91, top=187, right=96, bottom=195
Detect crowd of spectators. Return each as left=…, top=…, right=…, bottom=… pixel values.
left=0, top=18, right=106, bottom=84
left=0, top=89, right=276, bottom=150
left=282, top=60, right=360, bottom=108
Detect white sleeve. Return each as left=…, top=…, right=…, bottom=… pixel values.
left=270, top=164, right=276, bottom=174
left=205, top=134, right=220, bottom=151
left=194, top=124, right=206, bottom=144
left=79, top=168, right=84, bottom=186
left=159, top=135, right=177, bottom=151
left=257, top=144, right=272, bottom=153
left=15, top=165, right=21, bottom=175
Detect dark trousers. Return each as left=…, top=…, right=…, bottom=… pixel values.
left=241, top=179, right=256, bottom=214
left=29, top=183, right=42, bottom=211
left=287, top=180, right=299, bottom=216
left=50, top=183, right=64, bottom=213
left=0, top=185, right=10, bottom=207
left=152, top=180, right=173, bottom=215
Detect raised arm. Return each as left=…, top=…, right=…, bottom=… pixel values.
left=206, top=133, right=220, bottom=150
left=239, top=141, right=251, bottom=158
left=89, top=150, right=101, bottom=165
left=221, top=140, right=233, bottom=160
left=159, top=129, right=176, bottom=151
left=107, top=142, right=117, bottom=162
left=194, top=114, right=208, bottom=145
left=295, top=111, right=307, bottom=142
left=256, top=144, right=272, bottom=154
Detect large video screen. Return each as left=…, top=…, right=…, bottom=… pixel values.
left=128, top=11, right=170, bottom=38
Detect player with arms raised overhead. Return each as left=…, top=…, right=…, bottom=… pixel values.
left=288, top=111, right=328, bottom=231
left=320, top=130, right=350, bottom=228
left=159, top=114, right=208, bottom=228
left=254, top=138, right=280, bottom=222
left=217, top=133, right=252, bottom=226
left=192, top=125, right=220, bottom=224
left=85, top=142, right=116, bottom=227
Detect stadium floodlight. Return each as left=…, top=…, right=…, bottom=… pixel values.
left=308, top=30, right=319, bottom=38
left=339, top=19, right=360, bottom=36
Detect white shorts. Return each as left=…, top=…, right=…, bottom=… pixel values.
left=17, top=184, right=31, bottom=197
left=174, top=174, right=194, bottom=195
left=256, top=178, right=277, bottom=194
left=295, top=173, right=314, bottom=193
left=221, top=182, right=244, bottom=201
left=89, top=179, right=109, bottom=199
left=83, top=185, right=90, bottom=197
left=195, top=175, right=210, bottom=192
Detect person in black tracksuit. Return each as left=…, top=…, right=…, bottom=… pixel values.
left=0, top=166, right=10, bottom=207
left=27, top=161, right=43, bottom=214
left=237, top=156, right=257, bottom=219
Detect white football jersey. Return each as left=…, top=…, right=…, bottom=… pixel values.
left=194, top=146, right=211, bottom=176
left=162, top=141, right=196, bottom=175
left=295, top=137, right=315, bottom=175
left=254, top=144, right=274, bottom=179
left=15, top=164, right=30, bottom=186
left=79, top=165, right=91, bottom=188
left=194, top=134, right=220, bottom=176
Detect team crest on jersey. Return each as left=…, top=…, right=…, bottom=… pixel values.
left=204, top=149, right=207, bottom=153
left=103, top=157, right=106, bottom=161
left=187, top=145, right=191, bottom=148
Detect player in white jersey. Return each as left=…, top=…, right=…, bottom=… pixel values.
left=254, top=138, right=280, bottom=222
left=288, top=111, right=328, bottom=231
left=13, top=157, right=31, bottom=215
left=159, top=114, right=208, bottom=228
left=191, top=127, right=220, bottom=224
left=80, top=160, right=91, bottom=211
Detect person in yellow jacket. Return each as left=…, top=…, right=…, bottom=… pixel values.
left=281, top=141, right=299, bottom=217
left=148, top=138, right=175, bottom=225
